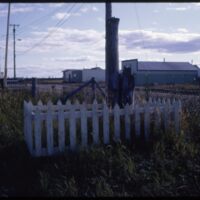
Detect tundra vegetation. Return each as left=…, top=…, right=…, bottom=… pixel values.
left=0, top=88, right=200, bottom=197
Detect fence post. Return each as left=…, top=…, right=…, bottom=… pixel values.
left=25, top=101, right=33, bottom=155
left=69, top=101, right=76, bottom=150
left=92, top=99, right=99, bottom=144
left=81, top=102, right=88, bottom=147
left=35, top=100, right=42, bottom=156
left=46, top=100, right=54, bottom=155
left=114, top=103, right=120, bottom=141
left=125, top=103, right=131, bottom=140
left=31, top=78, right=37, bottom=98
left=135, top=105, right=140, bottom=138
left=58, top=100, right=65, bottom=152
left=103, top=101, right=109, bottom=144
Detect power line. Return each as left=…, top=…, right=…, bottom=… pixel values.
left=17, top=3, right=83, bottom=56
left=0, top=3, right=71, bottom=39
left=54, top=3, right=83, bottom=28
left=133, top=3, right=149, bottom=61
left=15, top=3, right=71, bottom=37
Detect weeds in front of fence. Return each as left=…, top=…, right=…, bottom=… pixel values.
left=0, top=90, right=200, bottom=196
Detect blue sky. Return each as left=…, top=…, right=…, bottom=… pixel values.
left=1, top=2, right=200, bottom=78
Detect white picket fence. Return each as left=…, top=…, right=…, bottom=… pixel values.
left=24, top=97, right=182, bottom=157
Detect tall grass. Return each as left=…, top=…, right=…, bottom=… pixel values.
left=0, top=90, right=200, bottom=197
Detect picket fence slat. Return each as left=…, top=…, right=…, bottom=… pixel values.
left=114, top=104, right=120, bottom=141
left=46, top=101, right=54, bottom=155
left=69, top=102, right=76, bottom=150
left=92, top=100, right=99, bottom=145
left=125, top=104, right=131, bottom=140
left=135, top=106, right=140, bottom=137
left=103, top=101, right=109, bottom=144
left=24, top=97, right=182, bottom=157
left=35, top=101, right=42, bottom=156
left=58, top=100, right=65, bottom=152
left=81, top=103, right=88, bottom=147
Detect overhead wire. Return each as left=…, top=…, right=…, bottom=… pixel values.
left=0, top=3, right=71, bottom=39
left=17, top=3, right=83, bottom=56
left=133, top=3, right=149, bottom=61
left=15, top=3, right=71, bottom=37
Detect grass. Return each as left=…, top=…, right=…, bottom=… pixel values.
left=0, top=89, right=200, bottom=197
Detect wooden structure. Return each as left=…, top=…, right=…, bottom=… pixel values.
left=105, top=3, right=120, bottom=105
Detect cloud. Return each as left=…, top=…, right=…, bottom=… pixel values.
left=192, top=3, right=200, bottom=7
left=119, top=29, right=200, bottom=53
left=80, top=4, right=98, bottom=14
left=53, top=12, right=80, bottom=20
left=11, top=7, right=34, bottom=13
left=177, top=28, right=188, bottom=33
left=36, top=27, right=103, bottom=44
left=97, top=17, right=104, bottom=22
left=0, top=6, right=34, bottom=16
left=152, top=21, right=157, bottom=25
left=17, top=28, right=104, bottom=55
left=166, top=5, right=191, bottom=11
left=19, top=27, right=200, bottom=56
left=52, top=4, right=98, bottom=20
left=53, top=56, right=91, bottom=62
left=53, top=12, right=70, bottom=20
left=91, top=6, right=98, bottom=12
left=153, top=9, right=159, bottom=13
left=48, top=3, right=65, bottom=8
left=0, top=4, right=48, bottom=17
left=80, top=7, right=89, bottom=13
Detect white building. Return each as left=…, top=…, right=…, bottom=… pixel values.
left=63, top=67, right=105, bottom=82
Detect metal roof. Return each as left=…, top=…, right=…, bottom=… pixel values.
left=62, top=69, right=80, bottom=72
left=63, top=67, right=104, bottom=72
left=138, top=61, right=198, bottom=71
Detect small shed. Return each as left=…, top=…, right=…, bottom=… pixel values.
left=82, top=67, right=105, bottom=82
left=63, top=69, right=82, bottom=83
left=122, top=59, right=199, bottom=86
left=63, top=67, right=105, bottom=83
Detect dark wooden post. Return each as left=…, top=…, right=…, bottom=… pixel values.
left=31, top=78, right=37, bottom=98
left=107, top=17, right=120, bottom=106
left=105, top=3, right=120, bottom=106
left=105, top=2, right=112, bottom=88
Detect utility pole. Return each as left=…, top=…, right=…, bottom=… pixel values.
left=105, top=2, right=112, bottom=93
left=4, top=3, right=11, bottom=88
left=10, top=24, right=19, bottom=79
left=105, top=2, right=120, bottom=106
